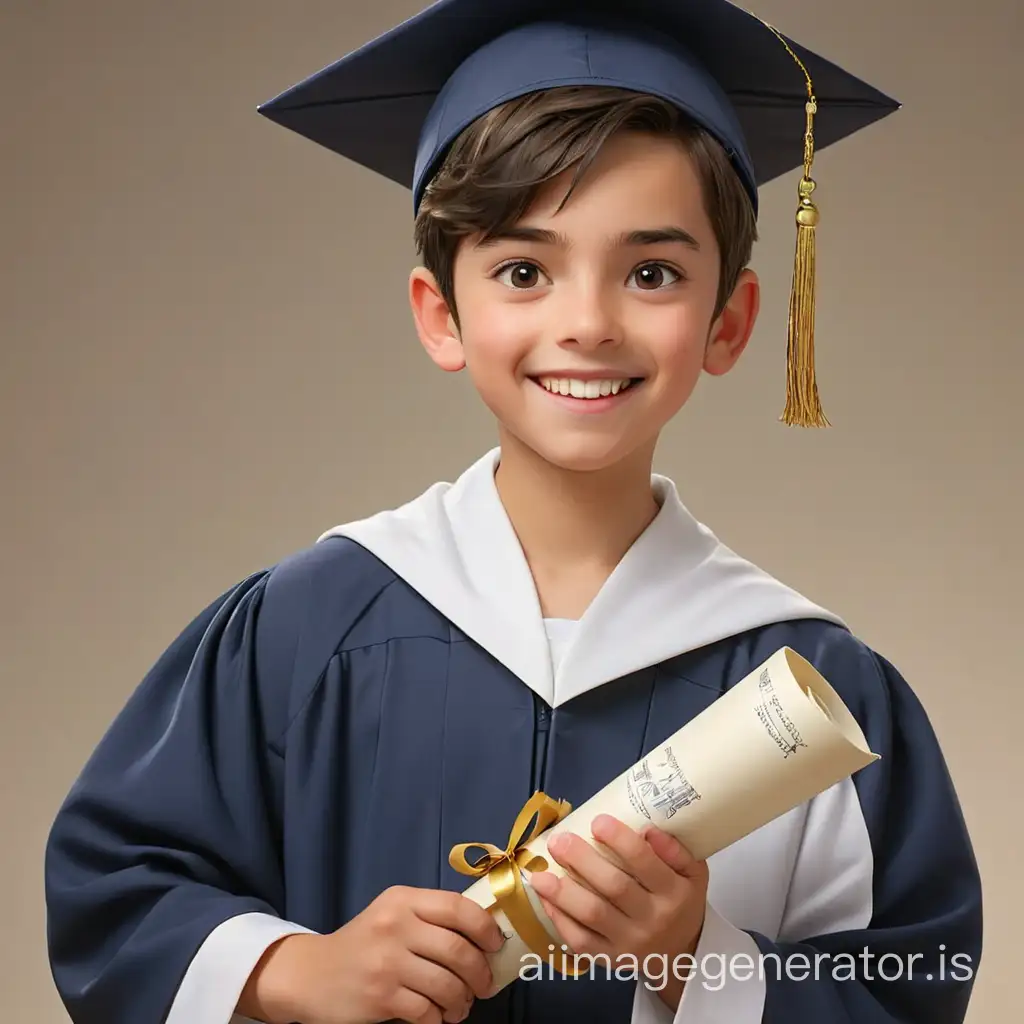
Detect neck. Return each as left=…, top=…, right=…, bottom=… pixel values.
left=493, top=433, right=661, bottom=617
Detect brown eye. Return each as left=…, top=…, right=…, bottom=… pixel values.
left=512, top=264, right=538, bottom=287
left=495, top=262, right=546, bottom=289
left=630, top=264, right=681, bottom=290
left=638, top=266, right=664, bottom=289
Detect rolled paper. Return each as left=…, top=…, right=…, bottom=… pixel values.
left=452, top=645, right=880, bottom=993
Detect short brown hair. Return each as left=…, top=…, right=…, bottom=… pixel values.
left=413, top=86, right=758, bottom=328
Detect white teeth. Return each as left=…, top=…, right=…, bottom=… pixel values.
left=537, top=377, right=634, bottom=399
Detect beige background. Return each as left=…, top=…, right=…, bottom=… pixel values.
left=2, top=0, right=1021, bottom=1019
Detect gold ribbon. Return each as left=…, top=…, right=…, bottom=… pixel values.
left=449, top=791, right=584, bottom=977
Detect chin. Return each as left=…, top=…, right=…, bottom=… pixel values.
left=517, top=432, right=648, bottom=475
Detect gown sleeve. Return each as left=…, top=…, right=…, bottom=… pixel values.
left=632, top=636, right=983, bottom=1024
left=44, top=570, right=313, bottom=1024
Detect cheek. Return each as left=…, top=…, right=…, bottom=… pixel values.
left=460, top=299, right=538, bottom=370
left=638, top=303, right=710, bottom=367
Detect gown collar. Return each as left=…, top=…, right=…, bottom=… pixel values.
left=318, top=448, right=844, bottom=707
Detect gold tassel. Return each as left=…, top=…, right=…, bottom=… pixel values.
left=757, top=22, right=831, bottom=427
left=782, top=105, right=829, bottom=427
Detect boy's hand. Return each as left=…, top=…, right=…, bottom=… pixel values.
left=237, top=885, right=504, bottom=1024
left=529, top=815, right=708, bottom=1010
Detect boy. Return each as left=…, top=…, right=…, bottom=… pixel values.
left=44, top=2, right=982, bottom=1023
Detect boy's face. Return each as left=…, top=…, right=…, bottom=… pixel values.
left=411, top=129, right=759, bottom=474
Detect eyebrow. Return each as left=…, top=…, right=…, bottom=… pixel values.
left=476, top=225, right=701, bottom=251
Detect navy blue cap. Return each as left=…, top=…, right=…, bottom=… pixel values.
left=257, top=0, right=900, bottom=429
left=257, top=0, right=899, bottom=215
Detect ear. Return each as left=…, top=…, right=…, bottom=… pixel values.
left=408, top=266, right=465, bottom=372
left=703, top=269, right=760, bottom=376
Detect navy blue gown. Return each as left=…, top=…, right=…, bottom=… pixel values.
left=44, top=533, right=982, bottom=1024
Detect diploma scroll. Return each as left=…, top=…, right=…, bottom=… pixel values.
left=455, top=646, right=880, bottom=992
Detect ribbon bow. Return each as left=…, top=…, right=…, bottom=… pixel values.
left=449, top=791, right=583, bottom=976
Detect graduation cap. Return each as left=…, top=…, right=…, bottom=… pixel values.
left=258, top=0, right=899, bottom=427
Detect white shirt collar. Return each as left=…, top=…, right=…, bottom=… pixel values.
left=318, top=448, right=844, bottom=707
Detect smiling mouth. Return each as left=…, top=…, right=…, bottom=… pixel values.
left=532, top=376, right=644, bottom=399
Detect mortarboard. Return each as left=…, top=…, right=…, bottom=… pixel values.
left=258, top=0, right=900, bottom=427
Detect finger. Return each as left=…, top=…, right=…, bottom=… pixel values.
left=542, top=831, right=652, bottom=918
left=590, top=815, right=681, bottom=891
left=414, top=890, right=505, bottom=953
left=398, top=953, right=474, bottom=1021
left=408, top=920, right=494, bottom=1000
left=390, top=986, right=443, bottom=1024
left=641, top=825, right=705, bottom=878
left=530, top=868, right=627, bottom=942
left=537, top=893, right=608, bottom=960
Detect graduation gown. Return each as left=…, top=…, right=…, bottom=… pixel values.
left=44, top=448, right=982, bottom=1024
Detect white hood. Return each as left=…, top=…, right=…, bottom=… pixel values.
left=318, top=448, right=845, bottom=707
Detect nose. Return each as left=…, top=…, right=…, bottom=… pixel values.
left=553, top=277, right=623, bottom=351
